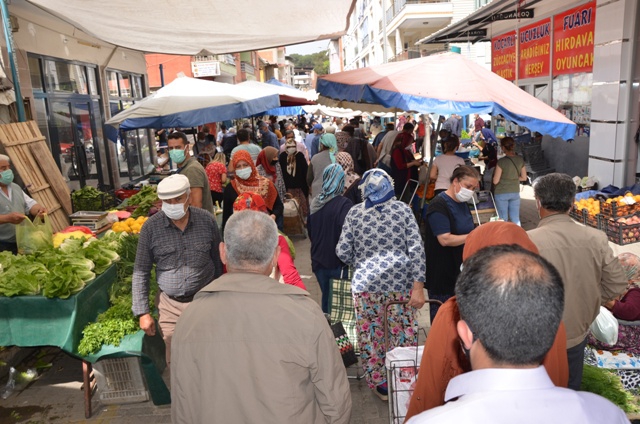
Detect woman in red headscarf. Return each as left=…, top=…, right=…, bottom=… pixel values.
left=221, top=150, right=283, bottom=232
left=405, top=221, right=569, bottom=421
left=232, top=192, right=305, bottom=290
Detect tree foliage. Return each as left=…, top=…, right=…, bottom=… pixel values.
left=289, top=50, right=329, bottom=75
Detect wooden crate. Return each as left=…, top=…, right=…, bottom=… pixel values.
left=0, top=121, right=71, bottom=232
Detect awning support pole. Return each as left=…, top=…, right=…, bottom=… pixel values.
left=0, top=0, right=25, bottom=122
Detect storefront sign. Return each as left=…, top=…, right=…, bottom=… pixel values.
left=491, top=31, right=517, bottom=81
left=191, top=61, right=221, bottom=78
left=469, top=9, right=534, bottom=25
left=518, top=18, right=551, bottom=79
left=553, top=1, right=596, bottom=76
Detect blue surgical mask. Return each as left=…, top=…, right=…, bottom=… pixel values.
left=0, top=169, right=14, bottom=185
left=169, top=147, right=186, bottom=165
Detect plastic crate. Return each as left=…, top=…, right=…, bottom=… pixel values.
left=605, top=214, right=640, bottom=245
left=71, top=190, right=117, bottom=212
left=599, top=200, right=638, bottom=219
left=92, top=357, right=149, bottom=405
left=569, top=206, right=586, bottom=224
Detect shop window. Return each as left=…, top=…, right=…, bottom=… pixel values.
left=552, top=73, right=592, bottom=137
left=107, top=70, right=151, bottom=181
left=29, top=56, right=43, bottom=93
left=45, top=60, right=88, bottom=94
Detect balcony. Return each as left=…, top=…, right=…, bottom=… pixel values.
left=389, top=48, right=423, bottom=63
left=241, top=61, right=255, bottom=75
left=384, top=0, right=453, bottom=33
left=362, top=34, right=370, bottom=49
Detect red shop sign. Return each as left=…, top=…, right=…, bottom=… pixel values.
left=518, top=17, right=551, bottom=79
left=553, top=0, right=596, bottom=76
left=491, top=30, right=517, bottom=81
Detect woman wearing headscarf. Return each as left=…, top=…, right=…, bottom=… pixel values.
left=336, top=169, right=426, bottom=401
left=588, top=252, right=640, bottom=354
left=307, top=133, right=338, bottom=201
left=221, top=150, right=283, bottom=232
left=279, top=138, right=310, bottom=219
left=346, top=127, right=376, bottom=175
left=390, top=123, right=422, bottom=198
left=232, top=192, right=305, bottom=290
left=307, top=164, right=353, bottom=313
left=256, top=146, right=287, bottom=202
left=335, top=152, right=362, bottom=205
left=405, top=221, right=569, bottom=421
left=335, top=125, right=352, bottom=152
left=424, top=165, right=479, bottom=321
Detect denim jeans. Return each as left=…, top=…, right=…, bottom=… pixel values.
left=314, top=266, right=346, bottom=313
left=494, top=191, right=521, bottom=225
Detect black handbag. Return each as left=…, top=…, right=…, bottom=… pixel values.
left=331, top=321, right=358, bottom=367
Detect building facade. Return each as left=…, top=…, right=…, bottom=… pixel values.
left=333, top=0, right=492, bottom=73
left=421, top=0, right=640, bottom=187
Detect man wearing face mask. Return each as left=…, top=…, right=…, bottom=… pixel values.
left=0, top=155, right=46, bottom=254
left=528, top=173, right=626, bottom=390
left=132, top=174, right=223, bottom=367
left=258, top=121, right=278, bottom=149
left=167, top=131, right=214, bottom=214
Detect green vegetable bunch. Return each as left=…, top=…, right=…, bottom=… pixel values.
left=0, top=235, right=121, bottom=299
left=78, top=234, right=158, bottom=356
left=124, top=186, right=158, bottom=218
left=72, top=186, right=113, bottom=211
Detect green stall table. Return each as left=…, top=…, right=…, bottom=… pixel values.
left=0, top=265, right=170, bottom=417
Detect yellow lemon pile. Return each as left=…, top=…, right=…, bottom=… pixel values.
left=112, top=216, right=148, bottom=234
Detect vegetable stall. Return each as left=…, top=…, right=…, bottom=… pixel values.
left=0, top=219, right=169, bottom=417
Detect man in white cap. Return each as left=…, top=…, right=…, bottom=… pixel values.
left=132, top=174, right=223, bottom=366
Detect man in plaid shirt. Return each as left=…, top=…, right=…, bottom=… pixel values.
left=132, top=174, right=223, bottom=366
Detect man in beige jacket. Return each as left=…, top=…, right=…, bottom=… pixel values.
left=528, top=173, right=627, bottom=391
left=171, top=210, right=351, bottom=424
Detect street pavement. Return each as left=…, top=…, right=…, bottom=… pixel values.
left=2, top=187, right=639, bottom=423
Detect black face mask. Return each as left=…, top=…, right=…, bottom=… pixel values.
left=271, top=160, right=279, bottom=165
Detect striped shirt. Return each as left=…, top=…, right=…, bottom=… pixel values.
left=131, top=207, right=223, bottom=316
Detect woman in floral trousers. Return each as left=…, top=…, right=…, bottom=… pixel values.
left=336, top=168, right=426, bottom=401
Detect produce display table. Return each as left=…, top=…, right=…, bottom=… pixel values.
left=0, top=265, right=116, bottom=352
left=0, top=265, right=170, bottom=417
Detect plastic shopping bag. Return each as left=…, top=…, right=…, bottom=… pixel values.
left=590, top=306, right=619, bottom=345
left=16, top=214, right=53, bottom=255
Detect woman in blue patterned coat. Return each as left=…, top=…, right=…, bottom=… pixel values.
left=336, top=168, right=426, bottom=401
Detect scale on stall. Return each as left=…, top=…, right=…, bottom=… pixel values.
left=69, top=211, right=111, bottom=232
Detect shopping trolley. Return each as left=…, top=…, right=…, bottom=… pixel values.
left=384, top=299, right=443, bottom=424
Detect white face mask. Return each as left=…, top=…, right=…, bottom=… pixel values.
left=286, top=146, right=297, bottom=154
left=455, top=181, right=475, bottom=203
left=162, top=198, right=188, bottom=220
left=235, top=167, right=252, bottom=180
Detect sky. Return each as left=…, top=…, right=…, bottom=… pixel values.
left=285, top=40, right=330, bottom=55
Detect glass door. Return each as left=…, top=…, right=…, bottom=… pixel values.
left=48, top=100, right=105, bottom=189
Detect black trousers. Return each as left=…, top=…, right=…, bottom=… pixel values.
left=567, top=337, right=588, bottom=390
left=0, top=241, right=17, bottom=255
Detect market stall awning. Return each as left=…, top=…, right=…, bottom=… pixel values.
left=25, top=0, right=356, bottom=54
left=317, top=52, right=576, bottom=140
left=417, top=0, right=543, bottom=45
left=106, top=77, right=280, bottom=130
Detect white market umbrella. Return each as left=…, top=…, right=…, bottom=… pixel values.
left=106, top=77, right=280, bottom=130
